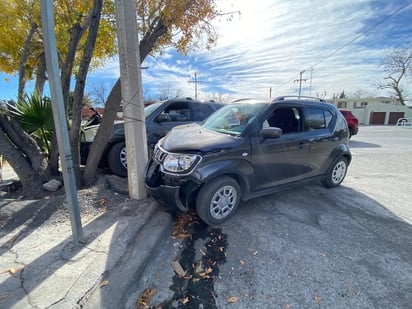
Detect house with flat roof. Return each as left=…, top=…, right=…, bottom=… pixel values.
left=328, top=97, right=412, bottom=125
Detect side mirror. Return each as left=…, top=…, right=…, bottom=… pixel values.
left=260, top=127, right=282, bottom=139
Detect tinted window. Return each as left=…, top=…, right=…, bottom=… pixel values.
left=304, top=108, right=332, bottom=130
left=163, top=102, right=190, bottom=122
left=191, top=103, right=214, bottom=121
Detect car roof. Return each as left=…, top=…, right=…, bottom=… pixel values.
left=231, top=96, right=335, bottom=109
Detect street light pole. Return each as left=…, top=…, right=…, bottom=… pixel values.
left=40, top=0, right=83, bottom=243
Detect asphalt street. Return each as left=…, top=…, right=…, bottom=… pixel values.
left=129, top=126, right=412, bottom=309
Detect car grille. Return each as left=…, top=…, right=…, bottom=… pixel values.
left=154, top=146, right=167, bottom=163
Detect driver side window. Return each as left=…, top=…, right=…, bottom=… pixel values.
left=265, top=107, right=302, bottom=134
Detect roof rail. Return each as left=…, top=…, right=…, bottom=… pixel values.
left=231, top=98, right=256, bottom=103
left=273, top=95, right=326, bottom=102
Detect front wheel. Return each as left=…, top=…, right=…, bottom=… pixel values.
left=196, top=176, right=241, bottom=226
left=107, top=141, right=128, bottom=177
left=322, top=157, right=348, bottom=187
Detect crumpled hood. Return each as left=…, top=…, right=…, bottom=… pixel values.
left=160, top=123, right=241, bottom=152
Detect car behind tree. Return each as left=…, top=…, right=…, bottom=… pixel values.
left=80, top=98, right=223, bottom=177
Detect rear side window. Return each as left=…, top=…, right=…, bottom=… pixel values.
left=304, top=108, right=333, bottom=130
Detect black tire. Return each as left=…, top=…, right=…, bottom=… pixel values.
left=196, top=176, right=241, bottom=226
left=349, top=127, right=354, bottom=138
left=322, top=157, right=348, bottom=188
left=107, top=141, right=127, bottom=177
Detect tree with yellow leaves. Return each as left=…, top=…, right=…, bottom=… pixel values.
left=0, top=0, right=228, bottom=194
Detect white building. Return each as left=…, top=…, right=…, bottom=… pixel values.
left=328, top=97, right=412, bottom=125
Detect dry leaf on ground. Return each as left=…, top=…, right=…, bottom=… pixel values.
left=170, top=210, right=198, bottom=239
left=0, top=294, right=9, bottom=301
left=100, top=280, right=109, bottom=288
left=181, top=296, right=189, bottom=304
left=137, top=288, right=157, bottom=309
left=227, top=296, right=239, bottom=303
left=314, top=292, right=321, bottom=304
left=2, top=267, right=20, bottom=275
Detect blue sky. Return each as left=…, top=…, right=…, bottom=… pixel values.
left=1, top=0, right=412, bottom=103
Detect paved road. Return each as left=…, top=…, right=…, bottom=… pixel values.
left=129, top=126, right=412, bottom=308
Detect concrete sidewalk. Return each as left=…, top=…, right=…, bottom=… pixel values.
left=0, top=173, right=173, bottom=308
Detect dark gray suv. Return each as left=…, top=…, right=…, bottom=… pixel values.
left=145, top=96, right=352, bottom=225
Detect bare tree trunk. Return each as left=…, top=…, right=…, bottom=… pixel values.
left=82, top=16, right=168, bottom=185
left=70, top=0, right=103, bottom=186
left=47, top=8, right=93, bottom=178
left=35, top=53, right=47, bottom=95
left=0, top=114, right=47, bottom=197
left=18, top=22, right=38, bottom=100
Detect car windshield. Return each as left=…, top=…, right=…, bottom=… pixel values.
left=144, top=102, right=163, bottom=117
left=202, top=102, right=267, bottom=136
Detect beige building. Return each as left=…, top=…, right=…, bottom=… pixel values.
left=328, top=97, right=412, bottom=125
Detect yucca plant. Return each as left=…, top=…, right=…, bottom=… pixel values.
left=9, top=91, right=54, bottom=154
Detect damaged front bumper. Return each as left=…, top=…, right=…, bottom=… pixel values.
left=145, top=159, right=199, bottom=212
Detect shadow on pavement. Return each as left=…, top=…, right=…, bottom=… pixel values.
left=349, top=140, right=380, bottom=148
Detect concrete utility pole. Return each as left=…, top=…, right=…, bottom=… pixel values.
left=40, top=0, right=84, bottom=242
left=294, top=70, right=308, bottom=98
left=115, top=0, right=147, bottom=199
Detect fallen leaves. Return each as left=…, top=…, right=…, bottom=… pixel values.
left=226, top=296, right=239, bottom=303
left=170, top=210, right=199, bottom=239
left=98, top=197, right=107, bottom=205
left=198, top=267, right=213, bottom=279
left=0, top=294, right=9, bottom=301
left=181, top=296, right=189, bottom=304
left=137, top=287, right=157, bottom=309
left=100, top=280, right=109, bottom=288
left=239, top=259, right=246, bottom=266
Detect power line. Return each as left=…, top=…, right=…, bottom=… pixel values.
left=275, top=1, right=412, bottom=92
left=310, top=1, right=412, bottom=70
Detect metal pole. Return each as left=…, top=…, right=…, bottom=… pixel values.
left=194, top=72, right=198, bottom=99
left=40, top=0, right=84, bottom=243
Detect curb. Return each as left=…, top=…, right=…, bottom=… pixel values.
left=81, top=206, right=173, bottom=308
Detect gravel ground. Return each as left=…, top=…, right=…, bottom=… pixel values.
left=0, top=174, right=130, bottom=232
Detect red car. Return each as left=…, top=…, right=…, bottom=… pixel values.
left=340, top=110, right=359, bottom=137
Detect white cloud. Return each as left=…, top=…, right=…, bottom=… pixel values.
left=84, top=0, right=412, bottom=101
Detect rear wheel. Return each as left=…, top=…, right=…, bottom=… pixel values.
left=107, top=141, right=127, bottom=177
left=322, top=157, right=348, bottom=187
left=196, top=176, right=240, bottom=226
